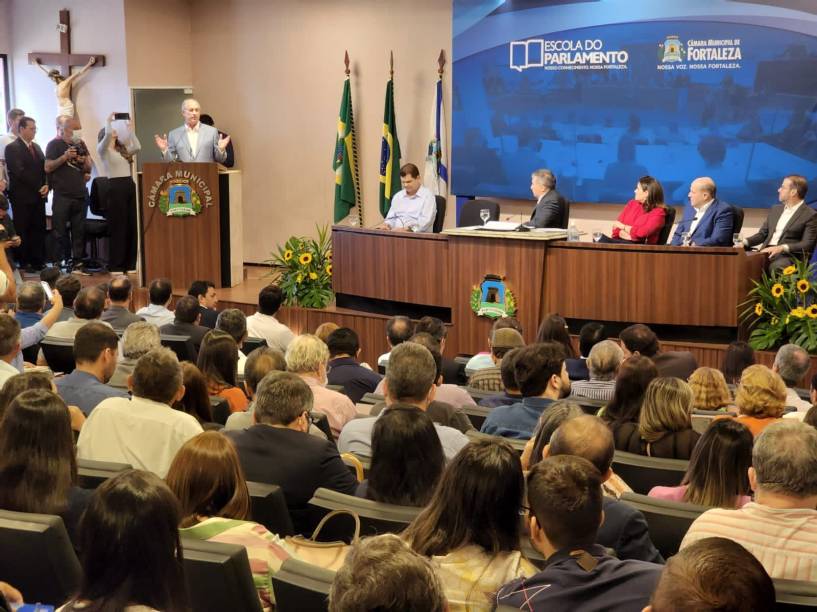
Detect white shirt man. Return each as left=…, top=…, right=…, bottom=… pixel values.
left=246, top=312, right=294, bottom=353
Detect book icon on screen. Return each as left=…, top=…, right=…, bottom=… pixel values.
left=510, top=39, right=544, bottom=72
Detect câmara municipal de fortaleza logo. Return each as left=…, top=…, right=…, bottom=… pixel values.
left=658, top=35, right=685, bottom=63
left=147, top=170, right=215, bottom=217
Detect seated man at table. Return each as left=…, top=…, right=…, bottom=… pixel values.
left=744, top=174, right=817, bottom=270
left=528, top=168, right=568, bottom=228
left=374, top=163, right=436, bottom=233
left=670, top=177, right=734, bottom=246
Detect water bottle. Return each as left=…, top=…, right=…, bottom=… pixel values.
left=567, top=223, right=579, bottom=242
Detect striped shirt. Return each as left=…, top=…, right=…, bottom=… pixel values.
left=569, top=378, right=616, bottom=402
left=680, top=502, right=817, bottom=581
left=468, top=366, right=504, bottom=392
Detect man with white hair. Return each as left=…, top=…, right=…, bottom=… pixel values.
left=772, top=343, right=812, bottom=414
left=154, top=98, right=229, bottom=163
left=681, top=421, right=817, bottom=581
left=569, top=340, right=624, bottom=402
left=109, top=321, right=161, bottom=389
left=528, top=168, right=567, bottom=228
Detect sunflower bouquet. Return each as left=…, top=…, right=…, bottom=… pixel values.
left=268, top=224, right=333, bottom=308
left=741, top=259, right=817, bottom=351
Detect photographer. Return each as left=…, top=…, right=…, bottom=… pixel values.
left=45, top=116, right=92, bottom=274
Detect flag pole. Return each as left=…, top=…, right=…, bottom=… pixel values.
left=345, top=50, right=364, bottom=227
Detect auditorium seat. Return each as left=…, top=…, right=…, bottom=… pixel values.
left=77, top=457, right=132, bottom=489
left=181, top=537, right=263, bottom=612
left=210, top=396, right=231, bottom=425
left=358, top=393, right=383, bottom=406
left=40, top=337, right=76, bottom=374
left=691, top=412, right=718, bottom=434
left=308, top=487, right=420, bottom=541
left=462, top=403, right=492, bottom=429
left=310, top=410, right=333, bottom=440
left=573, top=397, right=607, bottom=415
left=247, top=480, right=295, bottom=537
left=243, top=336, right=268, bottom=355
left=657, top=206, right=677, bottom=245
left=619, top=492, right=707, bottom=559
left=161, top=333, right=196, bottom=362
left=560, top=200, right=571, bottom=229
left=433, top=195, right=446, bottom=233
left=0, top=509, right=81, bottom=606
left=458, top=199, right=500, bottom=226
left=465, top=430, right=527, bottom=454
left=774, top=578, right=817, bottom=611
left=340, top=452, right=365, bottom=482
left=731, top=204, right=745, bottom=234
left=271, top=557, right=334, bottom=612
left=612, top=451, right=687, bottom=494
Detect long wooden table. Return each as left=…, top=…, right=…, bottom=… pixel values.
left=331, top=226, right=765, bottom=358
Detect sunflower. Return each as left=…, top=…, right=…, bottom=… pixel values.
left=754, top=303, right=763, bottom=316
left=798, top=279, right=811, bottom=293
left=771, top=283, right=785, bottom=299
left=296, top=273, right=303, bottom=284
left=807, top=305, right=817, bottom=319
left=298, top=252, right=312, bottom=266
left=791, top=307, right=807, bottom=318
left=309, top=272, right=318, bottom=280
left=783, top=265, right=797, bottom=276
left=326, top=264, right=333, bottom=275
left=283, top=249, right=293, bottom=262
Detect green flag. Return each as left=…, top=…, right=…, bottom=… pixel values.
left=379, top=78, right=401, bottom=217
left=333, top=77, right=358, bottom=223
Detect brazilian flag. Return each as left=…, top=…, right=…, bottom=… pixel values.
left=379, top=79, right=401, bottom=217
left=333, top=77, right=357, bottom=223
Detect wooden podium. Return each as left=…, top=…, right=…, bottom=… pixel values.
left=140, top=162, right=243, bottom=291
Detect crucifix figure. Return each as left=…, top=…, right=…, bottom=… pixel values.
left=28, top=9, right=105, bottom=122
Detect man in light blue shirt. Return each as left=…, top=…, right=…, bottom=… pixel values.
left=338, top=342, right=467, bottom=460
left=375, top=163, right=437, bottom=233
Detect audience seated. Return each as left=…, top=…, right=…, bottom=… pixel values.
left=55, top=322, right=127, bottom=415
left=535, top=313, right=577, bottom=360
left=197, top=330, right=249, bottom=414
left=11, top=285, right=64, bottom=371
left=326, top=327, right=382, bottom=403
left=314, top=321, right=339, bottom=345
left=135, top=278, right=175, bottom=328
left=688, top=367, right=733, bottom=412
left=109, top=321, right=161, bottom=389
left=173, top=362, right=216, bottom=428
left=0, top=316, right=24, bottom=387
left=415, top=316, right=466, bottom=384
left=496, top=455, right=662, bottom=611
left=0, top=389, right=91, bottom=545
left=733, top=365, right=786, bottom=437
left=188, top=279, right=219, bottom=329
left=467, top=328, right=524, bottom=392
left=377, top=315, right=414, bottom=370
left=329, top=534, right=446, bottom=612
left=773, top=343, right=812, bottom=412
left=620, top=324, right=698, bottom=380
left=286, top=334, right=355, bottom=437
left=613, top=377, right=700, bottom=459
left=59, top=470, right=188, bottom=612
left=225, top=371, right=357, bottom=535
left=601, top=355, right=658, bottom=434
left=15, top=281, right=46, bottom=329
left=647, top=537, right=774, bottom=612
left=53, top=274, right=81, bottom=322
left=216, top=308, right=249, bottom=376
left=568, top=339, right=623, bottom=402
left=481, top=342, right=570, bottom=440
left=0, top=370, right=85, bottom=431
left=43, top=287, right=109, bottom=346
left=720, top=340, right=755, bottom=385
left=77, top=347, right=203, bottom=477
left=100, top=275, right=143, bottom=329
left=356, top=406, right=444, bottom=506
left=338, top=342, right=468, bottom=459
left=478, top=347, right=524, bottom=409
left=521, top=400, right=584, bottom=471
left=649, top=419, right=753, bottom=508
left=246, top=284, right=295, bottom=353
left=681, top=421, right=817, bottom=581
left=159, top=294, right=209, bottom=359
left=567, top=321, right=606, bottom=381
left=546, top=415, right=662, bottom=562
left=463, top=316, right=523, bottom=376
left=403, top=440, right=537, bottom=610
left=225, top=347, right=284, bottom=429
left=167, top=431, right=294, bottom=610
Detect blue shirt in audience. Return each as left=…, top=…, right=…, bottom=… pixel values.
left=480, top=396, right=554, bottom=439
left=55, top=369, right=128, bottom=415
left=15, top=310, right=43, bottom=329
left=327, top=356, right=383, bottom=404
left=478, top=391, right=523, bottom=409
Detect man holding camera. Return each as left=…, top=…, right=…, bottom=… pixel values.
left=45, top=116, right=92, bottom=274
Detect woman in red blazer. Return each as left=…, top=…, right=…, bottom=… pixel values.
left=611, top=176, right=667, bottom=244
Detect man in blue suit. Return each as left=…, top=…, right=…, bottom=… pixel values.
left=154, top=98, right=229, bottom=163
left=670, top=177, right=734, bottom=246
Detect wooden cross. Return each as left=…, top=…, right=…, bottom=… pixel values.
left=27, top=9, right=106, bottom=76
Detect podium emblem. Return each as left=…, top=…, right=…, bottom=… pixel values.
left=471, top=274, right=517, bottom=319
left=158, top=179, right=203, bottom=217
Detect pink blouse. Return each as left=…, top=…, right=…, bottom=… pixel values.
left=648, top=484, right=752, bottom=508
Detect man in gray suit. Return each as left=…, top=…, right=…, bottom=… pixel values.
left=528, top=168, right=568, bottom=228
left=154, top=98, right=229, bottom=163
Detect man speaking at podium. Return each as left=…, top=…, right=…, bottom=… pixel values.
left=154, top=98, right=229, bottom=163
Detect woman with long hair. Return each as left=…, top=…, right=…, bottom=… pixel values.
left=521, top=400, right=584, bottom=470
left=403, top=440, right=536, bottom=610
left=649, top=419, right=753, bottom=508
left=166, top=431, right=293, bottom=610
left=0, top=389, right=90, bottom=544
left=359, top=407, right=445, bottom=506
left=197, top=330, right=248, bottom=413
left=602, top=355, right=658, bottom=433
left=608, top=176, right=667, bottom=244
left=173, top=362, right=217, bottom=428
left=59, top=470, right=187, bottom=612
left=535, top=314, right=576, bottom=358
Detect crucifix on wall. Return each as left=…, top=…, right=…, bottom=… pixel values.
left=28, top=9, right=105, bottom=121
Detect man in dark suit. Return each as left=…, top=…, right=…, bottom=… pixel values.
left=619, top=323, right=698, bottom=381
left=188, top=279, right=219, bottom=328
left=4, top=116, right=48, bottom=271
left=225, top=371, right=358, bottom=535
left=159, top=295, right=209, bottom=360
left=745, top=175, right=817, bottom=271
left=528, top=168, right=568, bottom=228
left=670, top=177, right=734, bottom=246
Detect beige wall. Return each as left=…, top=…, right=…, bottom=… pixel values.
left=124, top=0, right=193, bottom=88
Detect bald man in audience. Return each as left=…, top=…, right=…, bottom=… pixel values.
left=377, top=315, right=414, bottom=370
left=101, top=275, right=143, bottom=330
left=773, top=343, right=812, bottom=414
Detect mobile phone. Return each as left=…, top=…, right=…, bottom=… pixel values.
left=113, top=112, right=130, bottom=121
left=41, top=280, right=53, bottom=301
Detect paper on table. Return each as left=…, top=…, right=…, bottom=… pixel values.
left=478, top=221, right=521, bottom=231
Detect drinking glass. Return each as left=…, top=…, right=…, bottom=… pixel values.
left=480, top=209, right=490, bottom=225
left=733, top=233, right=743, bottom=248
left=592, top=231, right=602, bottom=242
left=681, top=232, right=691, bottom=247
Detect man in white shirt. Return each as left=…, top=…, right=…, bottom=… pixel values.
left=154, top=98, right=229, bottom=163
left=246, top=284, right=294, bottom=353
left=135, top=278, right=175, bottom=328
left=77, top=347, right=203, bottom=477
left=375, top=163, right=437, bottom=233
left=745, top=175, right=817, bottom=270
